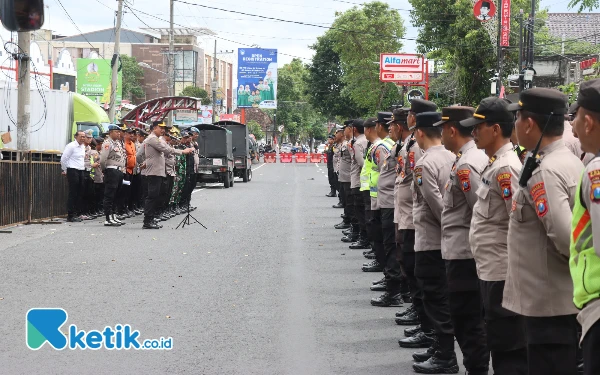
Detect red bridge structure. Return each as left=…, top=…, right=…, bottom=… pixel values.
left=121, top=96, right=200, bottom=128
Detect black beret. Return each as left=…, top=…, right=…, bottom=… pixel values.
left=363, top=117, right=377, bottom=128
left=460, top=97, right=514, bottom=127
left=574, top=78, right=600, bottom=114
left=352, top=119, right=364, bottom=128
left=410, top=99, right=437, bottom=114
left=433, top=106, right=475, bottom=127
left=415, top=112, right=442, bottom=128
left=377, top=112, right=393, bottom=124
left=507, top=87, right=568, bottom=115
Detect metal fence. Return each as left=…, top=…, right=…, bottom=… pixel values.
left=0, top=151, right=67, bottom=227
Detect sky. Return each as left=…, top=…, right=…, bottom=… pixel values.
left=1, top=0, right=581, bottom=66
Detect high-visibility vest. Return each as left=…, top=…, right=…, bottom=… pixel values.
left=569, top=172, right=600, bottom=309
left=360, top=143, right=375, bottom=192
left=368, top=138, right=395, bottom=198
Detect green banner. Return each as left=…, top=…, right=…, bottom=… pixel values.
left=76, top=58, right=122, bottom=106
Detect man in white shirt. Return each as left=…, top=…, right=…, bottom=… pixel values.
left=61, top=131, right=86, bottom=222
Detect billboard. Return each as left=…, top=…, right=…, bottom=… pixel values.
left=76, top=58, right=122, bottom=106
left=237, top=48, right=277, bottom=109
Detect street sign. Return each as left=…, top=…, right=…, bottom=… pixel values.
left=407, top=89, right=424, bottom=103
left=473, top=0, right=496, bottom=22
left=380, top=54, right=424, bottom=73
left=380, top=72, right=424, bottom=82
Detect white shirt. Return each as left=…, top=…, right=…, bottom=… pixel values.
left=61, top=140, right=85, bottom=171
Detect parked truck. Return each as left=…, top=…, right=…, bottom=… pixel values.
left=0, top=88, right=110, bottom=152
left=213, top=120, right=252, bottom=182
left=189, top=124, right=235, bottom=188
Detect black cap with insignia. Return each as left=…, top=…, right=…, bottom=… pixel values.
left=363, top=117, right=377, bottom=128
left=573, top=78, right=600, bottom=114
left=377, top=112, right=393, bottom=124
left=343, top=119, right=354, bottom=126
left=415, top=112, right=442, bottom=128
left=506, top=87, right=568, bottom=115
left=410, top=99, right=437, bottom=114
left=388, top=108, right=410, bottom=125
left=433, top=106, right=475, bottom=127
left=352, top=118, right=364, bottom=128
left=460, top=97, right=514, bottom=127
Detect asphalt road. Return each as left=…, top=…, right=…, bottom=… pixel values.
left=0, top=162, right=463, bottom=374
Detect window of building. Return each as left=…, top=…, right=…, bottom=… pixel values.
left=173, top=50, right=198, bottom=95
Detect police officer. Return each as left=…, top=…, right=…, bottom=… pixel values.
left=325, top=135, right=337, bottom=197
left=361, top=117, right=385, bottom=273
left=339, top=121, right=356, bottom=242
left=370, top=111, right=403, bottom=307
left=141, top=122, right=194, bottom=229
left=503, top=88, right=583, bottom=375
left=92, top=137, right=104, bottom=217
left=435, top=106, right=490, bottom=375
left=332, top=126, right=346, bottom=211
left=466, top=97, right=527, bottom=375
left=100, top=124, right=127, bottom=227
left=411, top=112, right=458, bottom=374
left=397, top=99, right=437, bottom=345
left=348, top=119, right=370, bottom=250
left=82, top=129, right=98, bottom=219
left=570, top=78, right=600, bottom=375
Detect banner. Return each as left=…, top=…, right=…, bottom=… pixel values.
left=76, top=58, right=122, bottom=106
left=237, top=48, right=277, bottom=109
left=500, top=0, right=511, bottom=47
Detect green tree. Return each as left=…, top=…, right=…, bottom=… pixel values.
left=247, top=120, right=265, bottom=140
left=180, top=86, right=212, bottom=105
left=328, top=1, right=405, bottom=113
left=121, top=55, right=144, bottom=102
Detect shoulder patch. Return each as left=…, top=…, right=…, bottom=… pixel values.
left=497, top=172, right=512, bottom=200
left=103, top=143, right=109, bottom=150
left=535, top=198, right=548, bottom=217
left=588, top=170, right=600, bottom=203
left=457, top=169, right=471, bottom=192
left=408, top=152, right=415, bottom=170
left=415, top=167, right=423, bottom=186
left=530, top=182, right=546, bottom=201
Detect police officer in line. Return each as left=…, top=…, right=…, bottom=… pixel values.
left=569, top=78, right=600, bottom=375
left=503, top=88, right=583, bottom=375
left=348, top=119, right=371, bottom=250
left=92, top=137, right=105, bottom=217
left=397, top=99, right=437, bottom=341
left=100, top=124, right=127, bottom=227
left=82, top=129, right=99, bottom=219
left=370, top=111, right=405, bottom=308
left=141, top=122, right=194, bottom=229
left=411, top=111, right=458, bottom=374
left=339, top=122, right=356, bottom=242
left=325, top=134, right=338, bottom=197
left=332, top=127, right=345, bottom=210
left=362, top=117, right=385, bottom=273
left=436, top=106, right=490, bottom=375
left=466, top=97, right=528, bottom=375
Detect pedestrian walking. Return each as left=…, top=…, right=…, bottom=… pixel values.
left=60, top=130, right=86, bottom=222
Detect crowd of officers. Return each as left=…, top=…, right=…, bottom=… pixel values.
left=323, top=79, right=600, bottom=375
left=61, top=121, right=197, bottom=229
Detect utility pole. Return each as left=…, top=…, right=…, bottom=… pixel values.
left=212, top=40, right=217, bottom=123
left=16, top=31, right=31, bottom=152
left=108, top=0, right=123, bottom=123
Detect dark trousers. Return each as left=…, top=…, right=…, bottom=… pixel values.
left=103, top=169, right=124, bottom=218
left=130, top=173, right=142, bottom=210
left=327, top=167, right=336, bottom=191
left=353, top=188, right=366, bottom=238
left=117, top=172, right=132, bottom=213
left=368, top=209, right=385, bottom=266
left=164, top=175, right=175, bottom=210
left=94, top=183, right=104, bottom=212
left=480, top=280, right=527, bottom=375
left=524, top=315, right=579, bottom=375
left=181, top=172, right=197, bottom=207
left=341, top=182, right=353, bottom=225
left=338, top=176, right=346, bottom=207
left=144, top=175, right=164, bottom=223
left=381, top=208, right=401, bottom=295
left=583, top=319, right=600, bottom=375
left=416, top=250, right=455, bottom=356
left=66, top=168, right=84, bottom=218
left=141, top=175, right=148, bottom=208
left=446, top=259, right=489, bottom=373
left=403, top=229, right=431, bottom=332
left=82, top=171, right=95, bottom=215
left=362, top=191, right=373, bottom=242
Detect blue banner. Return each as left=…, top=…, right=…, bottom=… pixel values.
left=237, top=48, right=277, bottom=109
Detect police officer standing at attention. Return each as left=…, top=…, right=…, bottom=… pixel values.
left=569, top=78, right=600, bottom=375
left=503, top=88, right=583, bottom=375
left=370, top=112, right=403, bottom=307
left=411, top=112, right=457, bottom=374
left=435, top=106, right=490, bottom=375
left=142, top=122, right=194, bottom=229
left=325, top=135, right=337, bottom=197
left=340, top=122, right=356, bottom=242
left=349, top=119, right=370, bottom=250
left=100, top=124, right=127, bottom=227
left=466, top=97, right=527, bottom=375
left=397, top=99, right=437, bottom=343
left=332, top=127, right=345, bottom=210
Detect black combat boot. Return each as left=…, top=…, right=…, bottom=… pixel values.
left=412, top=351, right=459, bottom=374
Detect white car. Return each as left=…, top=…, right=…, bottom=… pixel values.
left=317, top=144, right=326, bottom=154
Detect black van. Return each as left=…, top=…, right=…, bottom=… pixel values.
left=213, top=120, right=252, bottom=182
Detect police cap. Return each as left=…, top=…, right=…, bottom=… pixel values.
left=107, top=124, right=121, bottom=132
left=377, top=112, right=393, bottom=124
left=363, top=117, right=377, bottom=128
left=189, top=127, right=200, bottom=134
left=352, top=118, right=364, bottom=129
left=410, top=99, right=437, bottom=114
left=83, top=129, right=94, bottom=138
left=415, top=112, right=442, bottom=128
left=460, top=97, right=514, bottom=127
left=137, top=128, right=149, bottom=136
left=506, top=87, right=568, bottom=115
left=388, top=108, right=409, bottom=125
left=574, top=78, right=600, bottom=114
left=433, top=106, right=475, bottom=127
